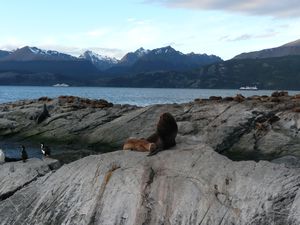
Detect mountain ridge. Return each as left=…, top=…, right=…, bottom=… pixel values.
left=233, top=39, right=300, bottom=59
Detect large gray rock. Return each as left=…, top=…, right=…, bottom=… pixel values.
left=0, top=144, right=299, bottom=225
left=0, top=158, right=60, bottom=201
left=2, top=95, right=300, bottom=161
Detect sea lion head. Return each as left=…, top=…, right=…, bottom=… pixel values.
left=157, top=112, right=178, bottom=136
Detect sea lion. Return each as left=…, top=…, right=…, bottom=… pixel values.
left=20, top=145, right=28, bottom=162
left=123, top=138, right=157, bottom=152
left=233, top=94, right=245, bottom=103
left=147, top=112, right=178, bottom=156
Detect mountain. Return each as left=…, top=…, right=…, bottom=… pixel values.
left=234, top=39, right=300, bottom=59
left=0, top=46, right=77, bottom=61
left=131, top=46, right=222, bottom=71
left=119, top=47, right=150, bottom=66
left=0, top=60, right=101, bottom=85
left=0, top=47, right=101, bottom=85
left=79, top=50, right=118, bottom=70
left=104, top=55, right=300, bottom=90
left=0, top=50, right=11, bottom=59
left=106, top=46, right=222, bottom=75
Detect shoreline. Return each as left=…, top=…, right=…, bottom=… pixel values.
left=0, top=91, right=299, bottom=164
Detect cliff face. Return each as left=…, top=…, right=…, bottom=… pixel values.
left=0, top=145, right=299, bottom=225
left=0, top=94, right=300, bottom=224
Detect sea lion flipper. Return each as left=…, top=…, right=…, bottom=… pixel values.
left=147, top=146, right=162, bottom=156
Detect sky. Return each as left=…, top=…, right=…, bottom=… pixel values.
left=0, top=0, right=300, bottom=60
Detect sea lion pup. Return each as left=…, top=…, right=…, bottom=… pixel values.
left=123, top=138, right=157, bottom=152
left=147, top=112, right=178, bottom=156
left=20, top=145, right=28, bottom=162
left=41, top=143, right=51, bottom=156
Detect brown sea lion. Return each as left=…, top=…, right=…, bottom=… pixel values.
left=147, top=112, right=178, bottom=156
left=123, top=138, right=157, bottom=152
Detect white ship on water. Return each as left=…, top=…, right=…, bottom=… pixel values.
left=239, top=85, right=258, bottom=90
left=52, top=83, right=70, bottom=87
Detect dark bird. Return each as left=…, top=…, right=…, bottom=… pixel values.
left=37, top=104, right=50, bottom=124
left=20, top=145, right=28, bottom=162
left=41, top=143, right=51, bottom=157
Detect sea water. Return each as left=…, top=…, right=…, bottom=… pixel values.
left=1, top=86, right=299, bottom=106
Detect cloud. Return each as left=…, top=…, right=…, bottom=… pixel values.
left=86, top=28, right=111, bottom=38
left=41, top=46, right=126, bottom=59
left=147, top=0, right=300, bottom=17
left=220, top=29, right=279, bottom=42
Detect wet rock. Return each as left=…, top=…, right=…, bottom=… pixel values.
left=209, top=96, right=222, bottom=101
left=271, top=91, right=289, bottom=97
left=223, top=96, right=234, bottom=101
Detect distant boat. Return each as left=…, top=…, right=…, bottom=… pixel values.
left=239, top=85, right=258, bottom=90
left=52, top=83, right=70, bottom=87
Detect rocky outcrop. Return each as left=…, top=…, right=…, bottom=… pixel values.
left=1, top=94, right=300, bottom=163
left=0, top=144, right=299, bottom=224
left=1, top=94, right=300, bottom=224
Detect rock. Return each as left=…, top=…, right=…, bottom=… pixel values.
left=38, top=97, right=53, bottom=102
left=1, top=95, right=300, bottom=161
left=272, top=155, right=300, bottom=168
left=209, top=96, right=222, bottom=101
left=0, top=158, right=60, bottom=201
left=0, top=144, right=299, bottom=224
left=292, top=107, right=300, bottom=113
left=271, top=91, right=289, bottom=97
left=223, top=96, right=234, bottom=101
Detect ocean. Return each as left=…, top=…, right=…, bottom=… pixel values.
left=1, top=86, right=299, bottom=106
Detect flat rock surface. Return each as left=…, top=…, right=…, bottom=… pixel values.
left=0, top=144, right=299, bottom=225
left=0, top=158, right=60, bottom=201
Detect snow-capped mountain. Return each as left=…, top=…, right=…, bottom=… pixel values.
left=117, top=46, right=222, bottom=73
left=119, top=47, right=150, bottom=66
left=106, top=46, right=222, bottom=75
left=151, top=46, right=180, bottom=55
left=79, top=50, right=118, bottom=71
left=0, top=50, right=11, bottom=59
left=0, top=46, right=77, bottom=61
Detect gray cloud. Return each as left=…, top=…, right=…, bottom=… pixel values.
left=147, top=0, right=300, bottom=17
left=222, top=29, right=279, bottom=42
